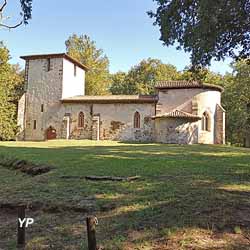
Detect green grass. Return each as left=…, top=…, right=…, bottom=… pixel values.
left=0, top=140, right=250, bottom=249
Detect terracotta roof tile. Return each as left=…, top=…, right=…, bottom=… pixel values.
left=152, top=109, right=201, bottom=120
left=62, top=95, right=158, bottom=103
left=155, top=81, right=223, bottom=92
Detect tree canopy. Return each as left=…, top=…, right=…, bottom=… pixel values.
left=0, top=0, right=32, bottom=29
left=65, top=34, right=110, bottom=95
left=110, top=58, right=181, bottom=95
left=149, top=0, right=250, bottom=66
left=222, top=60, right=250, bottom=145
left=0, top=44, right=24, bottom=140
left=109, top=71, right=127, bottom=95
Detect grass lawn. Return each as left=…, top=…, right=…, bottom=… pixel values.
left=0, top=140, right=250, bottom=250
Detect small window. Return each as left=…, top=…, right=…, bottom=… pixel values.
left=33, top=120, right=37, bottom=130
left=202, top=112, right=211, bottom=131
left=47, top=58, right=51, bottom=72
left=74, top=64, right=77, bottom=76
left=134, top=111, right=140, bottom=129
left=41, top=104, right=44, bottom=112
left=78, top=112, right=84, bottom=128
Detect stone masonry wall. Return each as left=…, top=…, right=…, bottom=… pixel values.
left=92, top=103, right=155, bottom=142
left=214, top=104, right=226, bottom=144
left=28, top=101, right=156, bottom=142
left=18, top=57, right=86, bottom=141
left=63, top=103, right=93, bottom=140
left=157, top=88, right=222, bottom=144
left=60, top=103, right=156, bottom=142
left=23, top=58, right=64, bottom=140
left=17, top=93, right=26, bottom=140
left=154, top=118, right=199, bottom=144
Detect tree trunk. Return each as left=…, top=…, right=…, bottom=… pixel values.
left=245, top=104, right=250, bottom=148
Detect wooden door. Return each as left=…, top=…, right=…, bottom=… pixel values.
left=47, top=126, right=57, bottom=140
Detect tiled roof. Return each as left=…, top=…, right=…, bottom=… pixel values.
left=62, top=95, right=158, bottom=104
left=155, top=81, right=223, bottom=92
left=20, top=53, right=89, bottom=71
left=152, top=109, right=202, bottom=120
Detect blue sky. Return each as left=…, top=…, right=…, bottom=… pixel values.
left=1, top=0, right=232, bottom=74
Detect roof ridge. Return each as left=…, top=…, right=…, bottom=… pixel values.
left=155, top=80, right=223, bottom=92
left=152, top=109, right=202, bottom=120
left=20, top=53, right=89, bottom=71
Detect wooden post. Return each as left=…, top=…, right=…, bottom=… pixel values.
left=86, top=216, right=98, bottom=250
left=17, top=205, right=26, bottom=248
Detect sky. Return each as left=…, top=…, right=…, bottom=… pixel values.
left=1, top=0, right=232, bottom=74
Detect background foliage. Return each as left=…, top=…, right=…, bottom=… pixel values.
left=148, top=0, right=250, bottom=67
left=0, top=44, right=24, bottom=140
left=65, top=34, right=110, bottom=95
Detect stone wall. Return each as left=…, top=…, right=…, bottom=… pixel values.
left=157, top=88, right=223, bottom=144
left=154, top=118, right=199, bottom=144
left=63, top=103, right=93, bottom=140
left=61, top=103, right=155, bottom=142
left=23, top=57, right=64, bottom=140
left=16, top=93, right=26, bottom=140
left=214, top=104, right=226, bottom=144
left=18, top=57, right=86, bottom=141
left=92, top=103, right=155, bottom=141
left=92, top=115, right=100, bottom=140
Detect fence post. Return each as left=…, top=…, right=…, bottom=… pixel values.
left=17, top=205, right=26, bottom=248
left=86, top=216, right=98, bottom=250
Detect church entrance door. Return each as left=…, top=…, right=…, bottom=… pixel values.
left=47, top=126, right=57, bottom=140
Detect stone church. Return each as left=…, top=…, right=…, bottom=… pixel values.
left=17, top=53, right=225, bottom=144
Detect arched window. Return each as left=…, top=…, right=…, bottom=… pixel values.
left=134, top=111, right=140, bottom=128
left=202, top=112, right=211, bottom=131
left=78, top=112, right=84, bottom=128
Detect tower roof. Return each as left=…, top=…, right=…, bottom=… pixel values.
left=20, top=53, right=89, bottom=71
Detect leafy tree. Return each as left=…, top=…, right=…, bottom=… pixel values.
left=109, top=71, right=127, bottom=95
left=111, top=58, right=180, bottom=95
left=149, top=0, right=250, bottom=66
left=180, top=66, right=224, bottom=86
left=222, top=60, right=250, bottom=146
left=0, top=44, right=24, bottom=140
left=0, top=0, right=32, bottom=29
left=65, top=34, right=110, bottom=95
left=11, top=64, right=25, bottom=104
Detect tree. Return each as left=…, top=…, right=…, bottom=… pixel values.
left=149, top=0, right=250, bottom=66
left=109, top=71, right=127, bottom=95
left=0, top=0, right=32, bottom=29
left=221, top=60, right=250, bottom=146
left=65, top=34, right=110, bottom=95
left=111, top=58, right=180, bottom=95
left=0, top=44, right=24, bottom=140
left=180, top=66, right=224, bottom=86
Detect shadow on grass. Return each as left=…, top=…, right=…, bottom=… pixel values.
left=0, top=142, right=250, bottom=249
